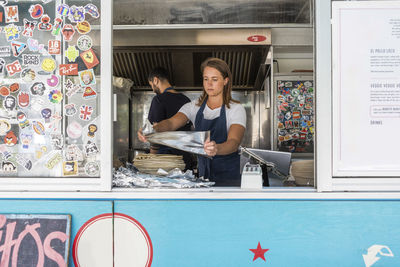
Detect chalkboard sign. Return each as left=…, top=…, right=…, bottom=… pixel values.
left=0, top=214, right=71, bottom=267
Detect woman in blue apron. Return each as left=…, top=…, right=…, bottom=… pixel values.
left=143, top=58, right=246, bottom=186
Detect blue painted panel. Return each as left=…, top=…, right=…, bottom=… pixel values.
left=115, top=200, right=400, bottom=266
left=0, top=200, right=112, bottom=267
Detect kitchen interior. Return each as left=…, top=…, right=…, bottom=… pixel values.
left=112, top=0, right=314, bottom=188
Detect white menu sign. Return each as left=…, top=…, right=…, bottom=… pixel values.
left=332, top=1, right=400, bottom=176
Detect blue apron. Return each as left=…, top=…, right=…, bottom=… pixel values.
left=195, top=99, right=240, bottom=186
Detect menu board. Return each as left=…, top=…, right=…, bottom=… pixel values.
left=332, top=2, right=400, bottom=176
left=0, top=1, right=101, bottom=177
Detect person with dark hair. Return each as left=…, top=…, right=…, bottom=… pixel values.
left=140, top=58, right=246, bottom=186
left=138, top=66, right=195, bottom=170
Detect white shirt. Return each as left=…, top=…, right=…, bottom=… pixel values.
left=178, top=100, right=246, bottom=130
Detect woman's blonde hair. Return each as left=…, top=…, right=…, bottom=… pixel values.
left=197, top=57, right=239, bottom=108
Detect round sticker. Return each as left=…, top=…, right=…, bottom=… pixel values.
left=29, top=4, right=44, bottom=19
left=47, top=74, right=59, bottom=87
left=48, top=89, right=63, bottom=104
left=77, top=35, right=92, bottom=51
left=67, top=121, right=83, bottom=139
left=76, top=21, right=91, bottom=34
left=85, top=161, right=100, bottom=176
left=21, top=68, right=36, bottom=82
left=41, top=58, right=57, bottom=72
left=0, top=120, right=11, bottom=136
left=0, top=86, right=10, bottom=96
left=291, top=89, right=300, bottom=97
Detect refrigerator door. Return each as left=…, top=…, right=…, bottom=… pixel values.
left=273, top=74, right=314, bottom=155
left=0, top=0, right=112, bottom=190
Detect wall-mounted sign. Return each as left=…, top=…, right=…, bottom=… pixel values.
left=332, top=2, right=400, bottom=176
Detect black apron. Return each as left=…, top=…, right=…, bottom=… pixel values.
left=195, top=99, right=240, bottom=186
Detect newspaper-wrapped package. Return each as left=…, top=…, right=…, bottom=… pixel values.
left=113, top=163, right=215, bottom=188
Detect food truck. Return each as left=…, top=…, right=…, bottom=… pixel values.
left=0, top=0, right=400, bottom=266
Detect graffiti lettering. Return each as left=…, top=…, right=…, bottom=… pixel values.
left=0, top=215, right=68, bottom=267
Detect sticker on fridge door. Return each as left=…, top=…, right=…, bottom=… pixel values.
left=38, top=15, right=53, bottom=31
left=4, top=24, right=20, bottom=42
left=68, top=6, right=85, bottom=23
left=5, top=6, right=18, bottom=23
left=0, top=120, right=11, bottom=135
left=66, top=45, right=79, bottom=62
left=61, top=24, right=75, bottom=42
left=80, top=49, right=99, bottom=69
left=0, top=86, right=9, bottom=96
left=67, top=121, right=82, bottom=139
left=85, top=161, right=100, bottom=176
left=41, top=108, right=52, bottom=123
left=3, top=95, right=16, bottom=111
left=11, top=41, right=27, bottom=57
left=48, top=89, right=63, bottom=104
left=77, top=35, right=92, bottom=51
left=83, top=86, right=97, bottom=99
left=64, top=103, right=77, bottom=117
left=65, top=144, right=83, bottom=161
left=16, top=155, right=32, bottom=171
left=48, top=40, right=61, bottom=55
left=41, top=57, right=56, bottom=72
left=64, top=79, right=80, bottom=97
left=85, top=141, right=99, bottom=156
left=46, top=152, right=62, bottom=169
left=63, top=161, right=78, bottom=176
left=57, top=4, right=69, bottom=16
left=52, top=17, right=63, bottom=36
left=22, top=19, right=37, bottom=37
left=79, top=105, right=93, bottom=121
left=30, top=82, right=46, bottom=96
left=4, top=131, right=17, bottom=146
left=6, top=60, right=23, bottom=77
left=32, top=121, right=45, bottom=135
left=29, top=4, right=44, bottom=19
left=50, top=133, right=63, bottom=150
left=87, top=124, right=97, bottom=138
left=21, top=68, right=36, bottom=82
left=18, top=92, right=30, bottom=108
left=78, top=69, right=96, bottom=86
left=47, top=74, right=59, bottom=87
left=59, top=64, right=78, bottom=75
left=1, top=161, right=17, bottom=173
left=20, top=133, right=32, bottom=149
left=84, top=4, right=100, bottom=18
left=0, top=46, right=10, bottom=57
left=0, top=58, right=5, bottom=74
left=22, top=54, right=40, bottom=66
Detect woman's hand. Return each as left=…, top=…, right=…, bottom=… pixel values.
left=204, top=138, right=217, bottom=157
left=137, top=128, right=147, bottom=142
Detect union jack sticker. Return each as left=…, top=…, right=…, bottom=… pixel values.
left=79, top=105, right=93, bottom=121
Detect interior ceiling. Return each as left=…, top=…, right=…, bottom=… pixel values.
left=113, top=0, right=311, bottom=25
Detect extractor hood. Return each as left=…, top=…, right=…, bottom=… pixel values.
left=113, top=28, right=271, bottom=90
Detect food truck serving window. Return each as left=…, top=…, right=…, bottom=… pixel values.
left=0, top=0, right=112, bottom=191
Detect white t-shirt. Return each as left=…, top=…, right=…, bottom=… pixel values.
left=178, top=100, right=246, bottom=131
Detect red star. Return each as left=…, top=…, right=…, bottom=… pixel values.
left=249, top=242, right=269, bottom=262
